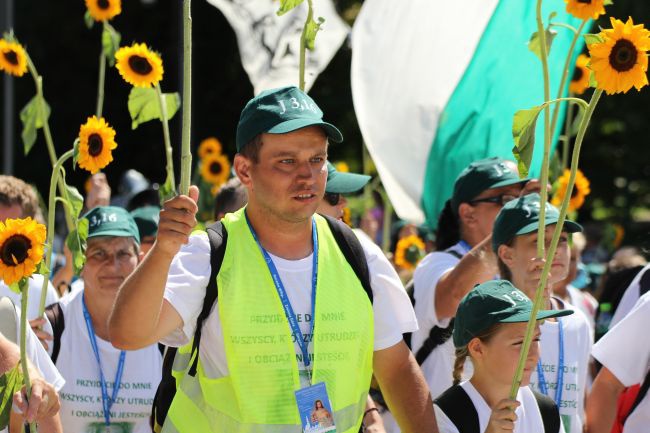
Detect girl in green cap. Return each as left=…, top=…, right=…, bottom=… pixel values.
left=491, top=194, right=592, bottom=433
left=434, top=279, right=570, bottom=433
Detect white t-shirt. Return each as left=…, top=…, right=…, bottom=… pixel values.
left=434, top=381, right=565, bottom=433
left=0, top=274, right=59, bottom=320
left=50, top=290, right=162, bottom=433
left=411, top=242, right=474, bottom=400
left=592, top=291, right=650, bottom=433
left=529, top=300, right=592, bottom=433
left=0, top=307, right=65, bottom=433
left=610, top=264, right=650, bottom=328
left=162, top=230, right=418, bottom=384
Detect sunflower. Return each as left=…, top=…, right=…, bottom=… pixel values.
left=77, top=116, right=117, bottom=174
left=394, top=235, right=426, bottom=271
left=569, top=54, right=591, bottom=95
left=551, top=169, right=591, bottom=212
left=115, top=43, right=163, bottom=88
left=0, top=218, right=46, bottom=286
left=0, top=39, right=28, bottom=77
left=85, top=0, right=121, bottom=22
left=198, top=137, right=222, bottom=159
left=335, top=162, right=350, bottom=173
left=201, top=153, right=231, bottom=187
left=342, top=207, right=352, bottom=227
left=588, top=17, right=650, bottom=95
left=565, top=0, right=606, bottom=20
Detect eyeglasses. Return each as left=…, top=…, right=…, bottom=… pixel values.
left=324, top=192, right=342, bottom=206
left=468, top=194, right=517, bottom=206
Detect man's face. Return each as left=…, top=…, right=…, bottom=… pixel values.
left=465, top=184, right=523, bottom=239
left=316, top=192, right=347, bottom=220
left=240, top=126, right=328, bottom=224
left=81, top=236, right=139, bottom=294
left=0, top=204, right=23, bottom=222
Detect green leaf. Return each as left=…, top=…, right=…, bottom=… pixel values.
left=512, top=106, right=544, bottom=178
left=589, top=70, right=598, bottom=89
left=102, top=23, right=121, bottom=67
left=128, top=87, right=181, bottom=129
left=37, top=259, right=50, bottom=277
left=20, top=96, right=51, bottom=155
left=158, top=174, right=176, bottom=205
left=0, top=364, right=24, bottom=430
left=584, top=33, right=605, bottom=45
left=73, top=138, right=81, bottom=168
left=277, top=0, right=305, bottom=16
left=64, top=184, right=84, bottom=220
left=84, top=11, right=95, bottom=29
left=66, top=218, right=89, bottom=276
left=305, top=17, right=325, bottom=51
left=528, top=29, right=557, bottom=60
left=548, top=11, right=557, bottom=23
left=603, top=0, right=613, bottom=5
left=7, top=282, right=20, bottom=294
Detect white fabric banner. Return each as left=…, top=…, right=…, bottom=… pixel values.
left=207, top=0, right=350, bottom=94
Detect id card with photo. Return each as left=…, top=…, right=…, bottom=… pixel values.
left=295, top=382, right=337, bottom=433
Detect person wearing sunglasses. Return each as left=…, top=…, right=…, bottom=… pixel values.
left=317, top=162, right=370, bottom=221
left=411, top=157, right=540, bottom=402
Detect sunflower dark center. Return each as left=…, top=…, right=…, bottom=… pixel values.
left=609, top=39, right=638, bottom=72
left=0, top=235, right=31, bottom=266
left=128, top=55, right=153, bottom=75
left=571, top=185, right=579, bottom=198
left=3, top=50, right=18, bottom=66
left=210, top=162, right=223, bottom=175
left=577, top=0, right=592, bottom=3
left=97, top=0, right=110, bottom=9
left=88, top=134, right=104, bottom=157
left=404, top=245, right=421, bottom=263
left=572, top=66, right=584, bottom=82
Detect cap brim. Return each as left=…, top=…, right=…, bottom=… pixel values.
left=501, top=308, right=574, bottom=323
left=326, top=172, right=371, bottom=194
left=515, top=219, right=583, bottom=237
left=489, top=177, right=530, bottom=189
left=267, top=118, right=343, bottom=143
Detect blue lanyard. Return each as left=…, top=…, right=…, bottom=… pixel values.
left=458, top=240, right=472, bottom=254
left=245, top=213, right=318, bottom=378
left=537, top=319, right=564, bottom=406
left=82, top=295, right=126, bottom=427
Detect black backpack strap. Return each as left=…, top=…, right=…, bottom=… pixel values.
left=322, top=215, right=373, bottom=304
left=412, top=247, right=462, bottom=363
left=638, top=267, right=650, bottom=297
left=532, top=390, right=561, bottom=433
left=151, top=346, right=178, bottom=432
left=187, top=222, right=228, bottom=377
left=434, top=385, right=479, bottom=433
left=415, top=319, right=455, bottom=365
left=623, top=368, right=650, bottom=425
left=44, top=303, right=65, bottom=364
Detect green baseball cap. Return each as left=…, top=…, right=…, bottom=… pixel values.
left=84, top=206, right=140, bottom=245
left=451, top=157, right=529, bottom=215
left=325, top=162, right=371, bottom=194
left=130, top=206, right=160, bottom=239
left=236, top=86, right=343, bottom=152
left=453, top=280, right=573, bottom=348
left=492, top=193, right=583, bottom=251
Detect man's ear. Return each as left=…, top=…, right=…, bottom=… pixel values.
left=234, top=154, right=252, bottom=189
left=498, top=243, right=515, bottom=268
left=457, top=203, right=475, bottom=227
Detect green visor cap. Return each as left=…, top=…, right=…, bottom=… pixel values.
left=83, top=206, right=140, bottom=245
left=236, top=86, right=343, bottom=152
left=130, top=206, right=160, bottom=238
left=453, top=280, right=573, bottom=348
left=325, top=162, right=371, bottom=194
left=492, top=193, right=583, bottom=252
left=451, top=157, right=529, bottom=214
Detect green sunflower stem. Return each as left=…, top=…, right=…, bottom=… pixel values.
left=38, top=149, right=75, bottom=318
left=298, top=0, right=314, bottom=90
left=534, top=0, right=552, bottom=260
left=19, top=279, right=38, bottom=433
left=549, top=19, right=588, bottom=143
left=96, top=42, right=106, bottom=118
left=509, top=88, right=602, bottom=400
left=179, top=0, right=193, bottom=196
left=26, top=55, right=74, bottom=231
left=155, top=83, right=176, bottom=194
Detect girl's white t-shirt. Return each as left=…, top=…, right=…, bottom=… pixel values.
left=434, top=381, right=566, bottom=433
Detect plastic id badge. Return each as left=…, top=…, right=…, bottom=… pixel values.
left=295, top=382, right=337, bottom=433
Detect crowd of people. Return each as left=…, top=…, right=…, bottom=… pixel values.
left=1, top=86, right=648, bottom=433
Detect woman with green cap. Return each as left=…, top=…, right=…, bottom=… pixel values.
left=434, top=280, right=570, bottom=432
left=490, top=193, right=592, bottom=433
